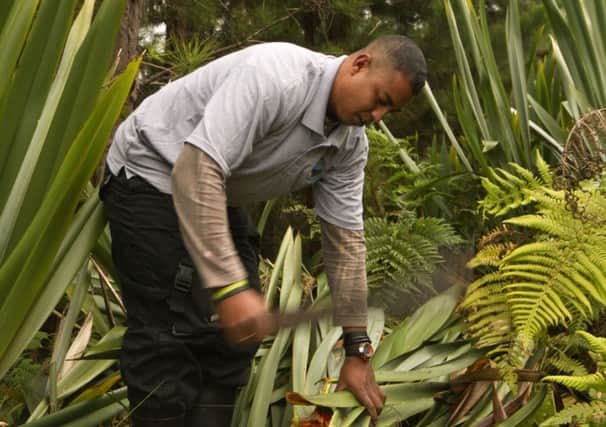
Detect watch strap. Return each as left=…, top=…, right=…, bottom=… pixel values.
left=343, top=331, right=371, bottom=346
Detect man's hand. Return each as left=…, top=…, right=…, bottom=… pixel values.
left=336, top=356, right=386, bottom=422
left=215, top=288, right=273, bottom=344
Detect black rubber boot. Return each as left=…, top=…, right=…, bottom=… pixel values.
left=131, top=414, right=185, bottom=427
left=185, top=387, right=236, bottom=427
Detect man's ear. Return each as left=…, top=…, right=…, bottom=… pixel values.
left=351, top=53, right=371, bottom=75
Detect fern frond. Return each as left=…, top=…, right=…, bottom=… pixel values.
left=478, top=224, right=519, bottom=248
left=467, top=242, right=517, bottom=268
left=542, top=372, right=606, bottom=392
left=510, top=162, right=547, bottom=187
left=479, top=163, right=547, bottom=217
left=534, top=149, right=553, bottom=185
left=576, top=330, right=606, bottom=356
left=462, top=273, right=507, bottom=309
left=505, top=213, right=584, bottom=241
left=364, top=215, right=462, bottom=296
left=547, top=351, right=588, bottom=376
left=541, top=401, right=606, bottom=426
left=466, top=163, right=606, bottom=370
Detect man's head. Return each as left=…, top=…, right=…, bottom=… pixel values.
left=328, top=35, right=427, bottom=126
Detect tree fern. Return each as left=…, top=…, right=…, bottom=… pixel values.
left=463, top=155, right=606, bottom=369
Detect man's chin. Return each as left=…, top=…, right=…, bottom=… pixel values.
left=340, top=115, right=364, bottom=127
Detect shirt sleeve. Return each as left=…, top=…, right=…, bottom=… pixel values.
left=186, top=65, right=281, bottom=177
left=172, top=144, right=248, bottom=288
left=320, top=219, right=368, bottom=327
left=313, top=129, right=368, bottom=230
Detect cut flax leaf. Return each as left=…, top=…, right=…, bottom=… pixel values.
left=58, top=313, right=93, bottom=381
left=247, top=233, right=303, bottom=427
left=372, top=284, right=463, bottom=368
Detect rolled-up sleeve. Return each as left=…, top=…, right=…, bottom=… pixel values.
left=186, top=65, right=281, bottom=177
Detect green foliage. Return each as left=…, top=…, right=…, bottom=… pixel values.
left=155, top=35, right=219, bottom=77
left=544, top=331, right=606, bottom=391
left=364, top=127, right=414, bottom=218
left=541, top=400, right=606, bottom=426
left=478, top=155, right=553, bottom=218
left=462, top=156, right=606, bottom=369
left=547, top=350, right=588, bottom=376
left=235, top=239, right=481, bottom=426
left=365, top=214, right=463, bottom=297
left=0, top=357, right=40, bottom=424
left=365, top=126, right=481, bottom=241
left=541, top=330, right=606, bottom=426
left=426, top=0, right=570, bottom=182
left=0, top=0, right=139, bottom=425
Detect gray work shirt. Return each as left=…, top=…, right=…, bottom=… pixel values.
left=107, top=42, right=368, bottom=230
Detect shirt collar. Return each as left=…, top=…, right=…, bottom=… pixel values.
left=301, top=55, right=347, bottom=140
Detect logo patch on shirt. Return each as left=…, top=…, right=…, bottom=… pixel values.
left=308, top=159, right=326, bottom=183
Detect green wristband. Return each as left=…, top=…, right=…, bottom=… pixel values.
left=212, top=279, right=249, bottom=302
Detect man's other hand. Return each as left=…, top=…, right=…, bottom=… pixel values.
left=215, top=288, right=272, bottom=345
left=336, top=356, right=386, bottom=422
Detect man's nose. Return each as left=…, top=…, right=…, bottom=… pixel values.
left=371, top=107, right=389, bottom=123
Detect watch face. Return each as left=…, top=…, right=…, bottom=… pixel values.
left=346, top=341, right=374, bottom=360
left=360, top=342, right=374, bottom=360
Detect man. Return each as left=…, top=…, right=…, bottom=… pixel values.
left=101, top=35, right=426, bottom=426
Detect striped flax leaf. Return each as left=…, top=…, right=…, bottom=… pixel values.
left=372, top=285, right=463, bottom=369
left=21, top=387, right=127, bottom=427
left=0, top=0, right=95, bottom=260
left=0, top=0, right=79, bottom=210
left=444, top=0, right=491, bottom=142
left=28, top=326, right=125, bottom=420
left=0, top=0, right=39, bottom=109
left=422, top=83, right=475, bottom=173
left=0, top=0, right=16, bottom=31
left=292, top=320, right=312, bottom=419
left=265, top=227, right=293, bottom=307
left=304, top=327, right=342, bottom=395
left=375, top=349, right=484, bottom=383
left=10, top=0, right=126, bottom=256
left=247, top=234, right=303, bottom=426
left=49, top=264, right=92, bottom=411
left=559, top=1, right=603, bottom=103
left=341, top=407, right=365, bottom=426
left=0, top=55, right=140, bottom=379
left=0, top=196, right=105, bottom=379
left=506, top=0, right=531, bottom=161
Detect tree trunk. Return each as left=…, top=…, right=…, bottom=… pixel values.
left=114, top=0, right=143, bottom=112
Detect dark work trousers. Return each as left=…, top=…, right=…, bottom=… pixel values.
left=101, top=169, right=260, bottom=426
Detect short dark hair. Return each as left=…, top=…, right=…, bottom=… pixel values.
left=367, top=35, right=427, bottom=95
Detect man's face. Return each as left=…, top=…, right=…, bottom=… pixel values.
left=330, top=54, right=414, bottom=126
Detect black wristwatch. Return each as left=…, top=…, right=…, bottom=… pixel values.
left=343, top=332, right=374, bottom=361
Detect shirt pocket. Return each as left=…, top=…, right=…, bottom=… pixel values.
left=284, top=145, right=329, bottom=193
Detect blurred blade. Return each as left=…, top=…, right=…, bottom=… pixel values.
left=270, top=306, right=333, bottom=333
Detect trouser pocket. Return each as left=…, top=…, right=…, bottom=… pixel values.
left=168, top=257, right=220, bottom=337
